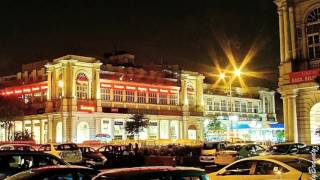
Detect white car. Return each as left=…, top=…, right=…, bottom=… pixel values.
left=209, top=155, right=319, bottom=180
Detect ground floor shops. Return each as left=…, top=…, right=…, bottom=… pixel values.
left=0, top=112, right=204, bottom=144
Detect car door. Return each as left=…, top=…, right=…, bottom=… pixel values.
left=252, top=160, right=299, bottom=180
left=215, top=160, right=255, bottom=180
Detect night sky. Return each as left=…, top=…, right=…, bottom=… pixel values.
left=0, top=0, right=279, bottom=88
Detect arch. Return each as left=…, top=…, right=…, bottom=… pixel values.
left=56, top=122, right=62, bottom=143
left=76, top=72, right=89, bottom=100
left=187, top=125, right=197, bottom=140
left=77, top=121, right=90, bottom=143
left=304, top=5, right=320, bottom=60
left=310, top=103, right=320, bottom=144
left=303, top=3, right=320, bottom=23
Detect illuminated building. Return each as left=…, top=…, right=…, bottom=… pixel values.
left=0, top=54, right=205, bottom=144
left=0, top=53, right=279, bottom=143
left=275, top=0, right=320, bottom=143
left=203, top=86, right=280, bottom=142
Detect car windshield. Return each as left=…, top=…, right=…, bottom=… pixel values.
left=55, top=144, right=79, bottom=151
left=203, top=143, right=218, bottom=150
left=278, top=158, right=320, bottom=173
left=225, top=145, right=243, bottom=151
left=269, top=145, right=290, bottom=153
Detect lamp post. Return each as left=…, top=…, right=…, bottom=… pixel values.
left=219, top=69, right=241, bottom=141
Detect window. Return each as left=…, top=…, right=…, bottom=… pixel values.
left=248, top=102, right=253, bottom=113
left=306, top=8, right=320, bottom=60
left=36, top=155, right=63, bottom=166
left=235, top=101, right=240, bottom=112
left=207, top=98, right=213, bottom=111
left=221, top=100, right=227, bottom=111
left=241, top=102, right=247, bottom=112
left=125, top=90, right=135, bottom=103
left=76, top=73, right=89, bottom=100
left=187, top=94, right=195, bottom=105
left=169, top=94, right=177, bottom=105
left=254, top=160, right=288, bottom=175
left=23, top=94, right=32, bottom=104
left=101, top=88, right=111, bottom=101
left=159, top=120, right=169, bottom=139
left=214, top=101, right=220, bottom=111
left=253, top=105, right=259, bottom=113
left=159, top=93, right=167, bottom=104
left=33, top=92, right=42, bottom=102
left=113, top=90, right=123, bottom=102
left=137, top=91, right=146, bottom=103
left=221, top=160, right=254, bottom=175
left=148, top=92, right=157, bottom=104
left=148, top=121, right=158, bottom=139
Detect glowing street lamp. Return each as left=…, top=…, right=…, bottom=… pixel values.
left=219, top=72, right=226, bottom=79
left=235, top=69, right=241, bottom=76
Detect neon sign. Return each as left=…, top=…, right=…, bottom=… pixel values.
left=114, top=85, right=124, bottom=89
left=126, top=86, right=136, bottom=90
left=101, top=83, right=112, bottom=88
left=79, top=105, right=95, bottom=112
left=78, top=102, right=96, bottom=113
left=149, top=88, right=158, bottom=92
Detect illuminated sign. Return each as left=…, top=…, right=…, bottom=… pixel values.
left=289, top=69, right=320, bottom=84
left=79, top=105, right=95, bottom=112
left=32, top=87, right=40, bottom=91
left=138, top=87, right=147, bottom=91
left=170, top=90, right=179, bottom=94
left=101, top=83, right=112, bottom=88
left=14, top=90, right=22, bottom=94
left=23, top=88, right=31, bottom=93
left=160, top=89, right=169, bottom=93
left=77, top=80, right=88, bottom=85
left=126, top=86, right=136, bottom=90
left=41, top=86, right=48, bottom=90
left=149, top=88, right=158, bottom=92
left=114, top=85, right=124, bottom=89
left=78, top=102, right=96, bottom=113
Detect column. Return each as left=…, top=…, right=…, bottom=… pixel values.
left=179, top=120, right=183, bottom=139
left=40, top=120, right=44, bottom=144
left=289, top=7, right=296, bottom=60
left=95, top=118, right=101, bottom=135
left=62, top=116, right=67, bottom=142
left=168, top=120, right=171, bottom=139
left=278, top=9, right=285, bottom=63
left=283, top=6, right=292, bottom=61
left=288, top=95, right=298, bottom=142
left=110, top=119, right=114, bottom=139
left=47, top=68, right=52, bottom=101
left=158, top=120, right=161, bottom=139
left=301, top=24, right=307, bottom=59
left=181, top=80, right=188, bottom=106
left=47, top=116, right=53, bottom=142
left=31, top=120, right=34, bottom=139
left=282, top=96, right=289, bottom=141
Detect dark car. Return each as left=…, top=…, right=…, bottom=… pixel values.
left=6, top=165, right=100, bottom=180
left=266, top=143, right=305, bottom=155
left=0, top=151, right=68, bottom=179
left=79, top=146, right=107, bottom=167
left=97, top=145, right=135, bottom=167
left=92, top=166, right=208, bottom=180
left=0, top=144, right=36, bottom=151
left=295, top=145, right=320, bottom=160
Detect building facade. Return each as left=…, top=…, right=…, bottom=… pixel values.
left=0, top=53, right=279, bottom=144
left=203, top=86, right=279, bottom=142
left=275, top=0, right=320, bottom=144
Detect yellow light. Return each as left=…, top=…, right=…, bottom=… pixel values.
left=235, top=69, right=241, bottom=76
left=219, top=72, right=225, bottom=79
left=58, top=80, right=63, bottom=88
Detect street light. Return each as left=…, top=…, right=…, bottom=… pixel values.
left=218, top=69, right=241, bottom=140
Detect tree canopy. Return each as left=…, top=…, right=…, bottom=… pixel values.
left=125, top=114, right=149, bottom=139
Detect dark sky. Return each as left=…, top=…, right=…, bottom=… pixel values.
left=0, top=0, right=279, bottom=88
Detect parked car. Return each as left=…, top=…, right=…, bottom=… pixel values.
left=199, top=141, right=229, bottom=163
left=209, top=155, right=320, bottom=180
left=262, top=142, right=305, bottom=155
left=0, top=151, right=67, bottom=179
left=295, top=145, right=320, bottom=160
left=214, top=143, right=266, bottom=165
left=79, top=146, right=107, bottom=167
left=92, top=166, right=208, bottom=180
left=0, top=144, right=36, bottom=151
left=6, top=165, right=100, bottom=180
left=97, top=145, right=133, bottom=167
left=38, top=143, right=82, bottom=164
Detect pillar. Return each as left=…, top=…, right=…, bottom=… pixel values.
left=47, top=116, right=53, bottom=142
left=109, top=119, right=114, bottom=139
left=288, top=95, right=298, bottom=142
left=157, top=120, right=161, bottom=139
left=283, top=6, right=292, bottom=62
left=62, top=116, right=67, bottom=142
left=40, top=120, right=45, bottom=144
left=282, top=96, right=289, bottom=141
left=278, top=9, right=285, bottom=63
left=95, top=118, right=101, bottom=135
left=289, top=7, right=296, bottom=60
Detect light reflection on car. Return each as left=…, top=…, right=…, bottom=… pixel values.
left=38, top=143, right=82, bottom=164
left=209, top=155, right=320, bottom=180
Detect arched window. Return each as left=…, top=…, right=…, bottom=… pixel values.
left=77, top=121, right=90, bottom=143
left=76, top=73, right=89, bottom=100
left=306, top=7, right=320, bottom=60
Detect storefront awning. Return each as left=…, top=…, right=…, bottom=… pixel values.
left=270, top=123, right=284, bottom=129
left=232, top=124, right=250, bottom=129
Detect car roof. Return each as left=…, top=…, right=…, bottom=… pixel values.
left=31, top=165, right=94, bottom=172
left=0, top=144, right=33, bottom=146
left=243, top=155, right=308, bottom=162
left=0, top=151, right=54, bottom=155
left=273, top=142, right=304, bottom=145
left=99, top=166, right=204, bottom=176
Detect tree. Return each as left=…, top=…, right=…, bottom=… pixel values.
left=125, top=114, right=149, bottom=141
left=205, top=115, right=226, bottom=140
left=0, top=96, right=24, bottom=141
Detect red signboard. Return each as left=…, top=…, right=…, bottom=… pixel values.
left=78, top=102, right=96, bottom=113
left=289, top=69, right=320, bottom=84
